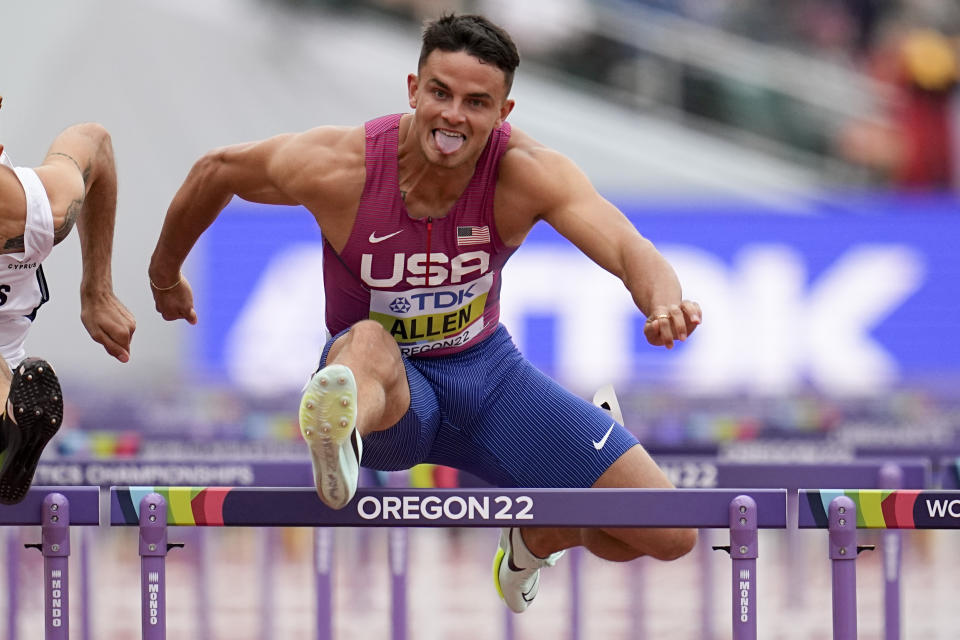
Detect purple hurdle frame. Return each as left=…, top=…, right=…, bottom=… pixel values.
left=139, top=493, right=169, bottom=640
left=728, top=495, right=759, bottom=640
left=652, top=457, right=928, bottom=640
left=829, top=496, right=858, bottom=640
left=651, top=458, right=928, bottom=639
left=26, top=457, right=316, bottom=640
left=0, top=486, right=99, bottom=640
left=109, top=486, right=786, bottom=640
left=799, top=488, right=960, bottom=639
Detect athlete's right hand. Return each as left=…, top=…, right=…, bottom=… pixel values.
left=150, top=272, right=198, bottom=325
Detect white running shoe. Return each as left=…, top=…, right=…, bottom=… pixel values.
left=299, top=364, right=362, bottom=510
left=493, top=527, right=565, bottom=613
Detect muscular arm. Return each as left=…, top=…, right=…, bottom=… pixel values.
left=497, top=135, right=701, bottom=347
left=44, top=124, right=117, bottom=289
left=148, top=133, right=299, bottom=290
left=149, top=126, right=364, bottom=323
left=0, top=122, right=136, bottom=361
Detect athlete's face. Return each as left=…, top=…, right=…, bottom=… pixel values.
left=407, top=50, right=514, bottom=169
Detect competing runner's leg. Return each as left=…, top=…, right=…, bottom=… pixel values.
left=524, top=385, right=695, bottom=562
left=517, top=448, right=696, bottom=562
left=495, top=443, right=694, bottom=612
left=466, top=335, right=694, bottom=563
left=552, top=445, right=696, bottom=560
left=299, top=320, right=410, bottom=509
left=448, top=328, right=695, bottom=611
left=0, top=363, right=10, bottom=403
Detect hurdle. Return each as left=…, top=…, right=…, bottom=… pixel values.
left=799, top=488, right=960, bottom=640
left=0, top=486, right=100, bottom=640
left=12, top=458, right=316, bottom=640
left=109, top=486, right=787, bottom=640
left=638, top=457, right=928, bottom=640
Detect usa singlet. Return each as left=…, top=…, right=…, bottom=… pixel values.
left=323, top=113, right=517, bottom=357
left=0, top=151, right=53, bottom=367
left=316, top=115, right=641, bottom=489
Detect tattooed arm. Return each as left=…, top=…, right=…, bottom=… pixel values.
left=31, top=123, right=136, bottom=362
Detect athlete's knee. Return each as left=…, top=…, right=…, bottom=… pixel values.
left=349, top=320, right=396, bottom=350
left=331, top=321, right=398, bottom=363
left=648, top=527, right=697, bottom=561
left=334, top=320, right=405, bottom=384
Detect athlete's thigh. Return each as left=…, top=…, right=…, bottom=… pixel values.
left=456, top=336, right=639, bottom=488
left=592, top=442, right=675, bottom=490
left=590, top=442, right=698, bottom=559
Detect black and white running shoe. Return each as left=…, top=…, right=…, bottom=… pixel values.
left=0, top=358, right=63, bottom=505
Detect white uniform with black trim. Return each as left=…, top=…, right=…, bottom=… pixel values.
left=0, top=151, right=53, bottom=367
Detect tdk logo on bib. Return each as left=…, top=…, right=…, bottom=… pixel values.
left=370, top=274, right=492, bottom=355
left=389, top=297, right=411, bottom=313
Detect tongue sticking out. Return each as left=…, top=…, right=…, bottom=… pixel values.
left=434, top=129, right=464, bottom=155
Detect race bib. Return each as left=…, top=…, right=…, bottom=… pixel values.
left=369, top=273, right=492, bottom=355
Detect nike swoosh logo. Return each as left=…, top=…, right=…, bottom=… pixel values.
left=521, top=574, right=538, bottom=602
left=369, top=230, right=403, bottom=243
left=593, top=422, right=616, bottom=450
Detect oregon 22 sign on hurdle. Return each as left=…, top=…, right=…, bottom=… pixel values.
left=110, top=487, right=786, bottom=640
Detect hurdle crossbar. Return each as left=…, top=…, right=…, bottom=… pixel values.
left=0, top=486, right=99, bottom=525
left=798, top=489, right=960, bottom=529
left=109, top=486, right=787, bottom=528
left=653, top=457, right=929, bottom=490
left=109, top=487, right=785, bottom=640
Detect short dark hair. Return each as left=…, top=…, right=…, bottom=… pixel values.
left=419, top=14, right=520, bottom=93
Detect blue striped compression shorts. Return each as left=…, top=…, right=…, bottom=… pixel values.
left=319, top=323, right=639, bottom=488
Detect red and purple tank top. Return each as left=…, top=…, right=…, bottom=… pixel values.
left=322, top=113, right=517, bottom=357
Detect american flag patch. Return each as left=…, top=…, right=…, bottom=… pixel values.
left=457, top=225, right=490, bottom=246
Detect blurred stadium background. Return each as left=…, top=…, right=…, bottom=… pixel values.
left=1, top=0, right=959, bottom=638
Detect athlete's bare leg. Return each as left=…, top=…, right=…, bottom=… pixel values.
left=323, top=320, right=411, bottom=438
left=0, top=364, right=10, bottom=407
left=519, top=445, right=698, bottom=562
left=0, top=364, right=10, bottom=452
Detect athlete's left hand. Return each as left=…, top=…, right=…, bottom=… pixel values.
left=80, top=291, right=137, bottom=363
left=643, top=300, right=701, bottom=349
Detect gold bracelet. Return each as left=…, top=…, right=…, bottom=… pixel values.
left=150, top=273, right=183, bottom=292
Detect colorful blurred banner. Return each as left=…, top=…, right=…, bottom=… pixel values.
left=195, top=195, right=960, bottom=396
